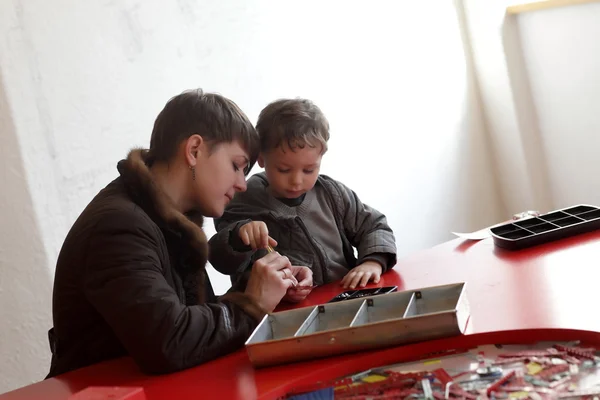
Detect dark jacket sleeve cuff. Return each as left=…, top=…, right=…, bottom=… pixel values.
left=228, top=220, right=252, bottom=252
left=358, top=252, right=395, bottom=273
left=219, top=292, right=267, bottom=322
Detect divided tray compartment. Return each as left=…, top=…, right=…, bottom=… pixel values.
left=245, top=282, right=469, bottom=368
left=490, top=204, right=600, bottom=250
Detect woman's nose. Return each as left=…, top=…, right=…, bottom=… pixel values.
left=235, top=176, right=247, bottom=192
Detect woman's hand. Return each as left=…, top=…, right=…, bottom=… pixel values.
left=282, top=266, right=313, bottom=303
left=245, top=252, right=298, bottom=312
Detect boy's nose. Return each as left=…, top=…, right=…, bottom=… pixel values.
left=291, top=173, right=302, bottom=186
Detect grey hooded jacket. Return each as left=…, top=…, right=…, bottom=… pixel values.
left=209, top=173, right=397, bottom=289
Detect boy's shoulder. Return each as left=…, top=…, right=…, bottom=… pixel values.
left=317, top=174, right=352, bottom=195
left=225, top=172, right=270, bottom=212
left=314, top=174, right=356, bottom=213
left=317, top=173, right=339, bottom=185
left=246, top=172, right=269, bottom=189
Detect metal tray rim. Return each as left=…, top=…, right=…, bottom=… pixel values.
left=245, top=282, right=467, bottom=347
left=245, top=313, right=272, bottom=345
left=245, top=308, right=462, bottom=348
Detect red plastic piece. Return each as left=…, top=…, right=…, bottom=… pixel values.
left=449, top=385, right=477, bottom=400
left=564, top=355, right=583, bottom=364
left=494, top=356, right=529, bottom=365
left=554, top=344, right=596, bottom=360
left=339, top=388, right=419, bottom=399
left=333, top=370, right=444, bottom=398
left=536, top=364, right=569, bottom=379
left=335, top=375, right=415, bottom=397
left=514, top=370, right=526, bottom=386
left=486, top=371, right=516, bottom=397
left=432, top=368, right=453, bottom=385
left=68, top=387, right=146, bottom=400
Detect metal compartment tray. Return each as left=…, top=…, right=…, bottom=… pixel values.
left=245, top=282, right=469, bottom=367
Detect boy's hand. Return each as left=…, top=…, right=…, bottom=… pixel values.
left=340, top=261, right=382, bottom=289
left=282, top=266, right=313, bottom=303
left=239, top=221, right=278, bottom=250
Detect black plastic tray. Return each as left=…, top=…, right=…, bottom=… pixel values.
left=327, top=286, right=398, bottom=303
left=490, top=204, right=600, bottom=250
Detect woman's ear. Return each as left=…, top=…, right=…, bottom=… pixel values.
left=184, top=134, right=204, bottom=167
left=257, top=153, right=265, bottom=168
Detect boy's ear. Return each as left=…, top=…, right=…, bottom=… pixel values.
left=257, top=154, right=265, bottom=168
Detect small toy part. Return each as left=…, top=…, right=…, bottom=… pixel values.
left=421, top=378, right=433, bottom=400
left=526, top=362, right=544, bottom=375
left=508, top=391, right=530, bottom=399
left=327, top=286, right=398, bottom=303
left=512, top=211, right=541, bottom=220
left=554, top=344, right=597, bottom=360
left=476, top=366, right=503, bottom=377
left=558, top=388, right=600, bottom=398
left=495, top=356, right=529, bottom=365
left=498, top=350, right=566, bottom=358
left=513, top=370, right=526, bottom=387
left=432, top=368, right=453, bottom=386
left=548, top=375, right=571, bottom=389
left=536, top=364, right=569, bottom=379
left=486, top=371, right=516, bottom=397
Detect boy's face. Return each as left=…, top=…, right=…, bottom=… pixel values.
left=259, top=143, right=323, bottom=199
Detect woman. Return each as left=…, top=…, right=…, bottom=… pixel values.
left=47, top=89, right=312, bottom=377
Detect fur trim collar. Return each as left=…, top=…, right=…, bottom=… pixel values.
left=117, top=149, right=266, bottom=321
left=118, top=149, right=208, bottom=281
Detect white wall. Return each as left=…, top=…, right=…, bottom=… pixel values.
left=0, top=0, right=503, bottom=393
left=516, top=2, right=600, bottom=208
left=462, top=0, right=600, bottom=213
left=461, top=0, right=552, bottom=215
left=0, top=72, right=54, bottom=396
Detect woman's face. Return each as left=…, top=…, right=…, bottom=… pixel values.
left=193, top=140, right=249, bottom=218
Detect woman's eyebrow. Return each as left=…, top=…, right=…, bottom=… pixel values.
left=234, top=155, right=249, bottom=165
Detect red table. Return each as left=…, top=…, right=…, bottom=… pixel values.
left=3, top=232, right=600, bottom=399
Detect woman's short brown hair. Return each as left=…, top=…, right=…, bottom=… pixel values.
left=256, top=98, right=329, bottom=154
left=149, top=89, right=259, bottom=174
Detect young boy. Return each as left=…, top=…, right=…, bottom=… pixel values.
left=208, top=98, right=396, bottom=302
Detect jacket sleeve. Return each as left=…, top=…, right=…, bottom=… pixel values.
left=208, top=218, right=254, bottom=276
left=335, top=180, right=398, bottom=272
left=82, top=210, right=265, bottom=375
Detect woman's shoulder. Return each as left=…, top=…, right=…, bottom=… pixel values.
left=75, top=177, right=158, bottom=234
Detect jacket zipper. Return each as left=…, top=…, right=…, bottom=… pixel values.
left=295, top=216, right=328, bottom=284
left=321, top=181, right=357, bottom=269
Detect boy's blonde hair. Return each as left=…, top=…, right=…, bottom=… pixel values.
left=256, top=98, right=329, bottom=154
